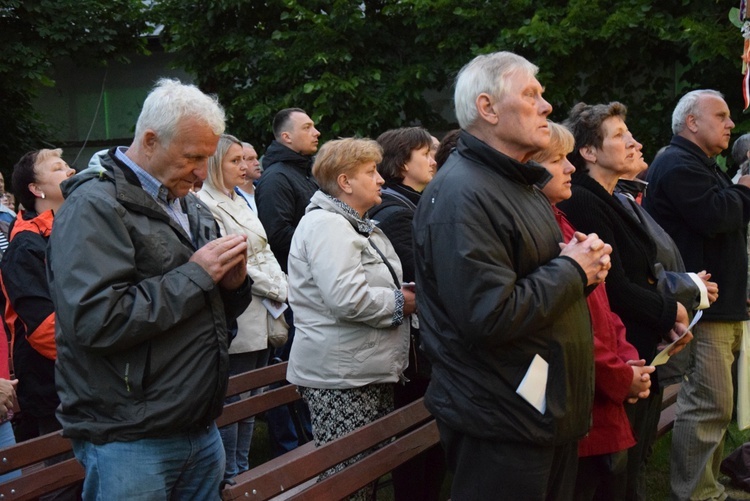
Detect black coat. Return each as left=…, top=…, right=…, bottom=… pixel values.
left=255, top=141, right=318, bottom=273
left=413, top=131, right=594, bottom=445
left=644, top=135, right=750, bottom=322
left=558, top=173, right=677, bottom=363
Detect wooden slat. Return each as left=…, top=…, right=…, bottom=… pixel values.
left=0, top=431, right=71, bottom=474
left=0, top=458, right=83, bottom=501
left=287, top=420, right=440, bottom=501
left=216, top=384, right=301, bottom=428
left=221, top=398, right=431, bottom=501
left=225, top=362, right=289, bottom=397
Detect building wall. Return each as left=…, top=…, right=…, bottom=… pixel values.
left=32, top=45, right=193, bottom=170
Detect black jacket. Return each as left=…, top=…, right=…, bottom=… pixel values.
left=0, top=210, right=58, bottom=418
left=49, top=151, right=252, bottom=444
left=256, top=141, right=318, bottom=273
left=413, top=131, right=594, bottom=445
left=644, top=135, right=750, bottom=321
left=369, top=182, right=420, bottom=282
left=558, top=174, right=678, bottom=364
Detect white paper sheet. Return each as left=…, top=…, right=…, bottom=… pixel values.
left=516, top=354, right=548, bottom=414
left=650, top=310, right=702, bottom=366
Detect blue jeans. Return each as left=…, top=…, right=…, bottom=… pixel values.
left=0, top=421, right=20, bottom=483
left=219, top=349, right=270, bottom=478
left=72, top=423, right=224, bottom=501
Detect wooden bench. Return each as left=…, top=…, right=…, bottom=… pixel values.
left=0, top=368, right=682, bottom=501
left=221, top=397, right=439, bottom=501
left=223, top=383, right=684, bottom=500
left=0, top=361, right=299, bottom=501
left=656, top=383, right=681, bottom=439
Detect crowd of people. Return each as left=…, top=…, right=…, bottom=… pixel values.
left=0, top=49, right=748, bottom=501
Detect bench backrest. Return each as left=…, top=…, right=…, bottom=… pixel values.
left=221, top=397, right=436, bottom=501
left=0, top=362, right=296, bottom=501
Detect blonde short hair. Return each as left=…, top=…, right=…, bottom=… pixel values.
left=312, top=138, right=383, bottom=196
left=529, top=121, right=574, bottom=164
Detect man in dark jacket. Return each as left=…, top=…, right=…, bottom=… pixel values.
left=256, top=108, right=320, bottom=273
left=255, top=108, right=320, bottom=456
left=412, top=51, right=613, bottom=500
left=644, top=89, right=750, bottom=501
left=48, top=79, right=253, bottom=499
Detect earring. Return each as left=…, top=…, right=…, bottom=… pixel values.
left=40, top=192, right=45, bottom=199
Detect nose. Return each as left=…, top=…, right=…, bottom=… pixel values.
left=564, top=158, right=576, bottom=174
left=539, top=96, right=552, bottom=117
left=195, top=159, right=208, bottom=181
left=376, top=171, right=385, bottom=186
left=429, top=156, right=437, bottom=169
left=312, top=127, right=320, bottom=138
left=66, top=168, right=75, bottom=178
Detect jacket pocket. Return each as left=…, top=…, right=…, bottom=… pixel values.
left=111, top=341, right=150, bottom=401
left=352, top=330, right=380, bottom=363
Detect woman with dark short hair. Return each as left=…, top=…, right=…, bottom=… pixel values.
left=369, top=127, right=444, bottom=500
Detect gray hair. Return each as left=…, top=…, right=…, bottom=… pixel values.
left=134, top=78, right=226, bottom=145
left=454, top=51, right=539, bottom=129
left=732, top=133, right=750, bottom=167
left=671, top=89, right=724, bottom=135
left=206, top=134, right=242, bottom=191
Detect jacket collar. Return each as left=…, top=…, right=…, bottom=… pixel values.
left=262, top=140, right=314, bottom=173
left=307, top=190, right=376, bottom=236
left=100, top=150, right=196, bottom=247
left=10, top=209, right=54, bottom=240
left=200, top=183, right=266, bottom=239
left=668, top=135, right=718, bottom=170
left=457, top=130, right=552, bottom=187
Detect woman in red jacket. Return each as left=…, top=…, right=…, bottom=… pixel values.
left=531, top=122, right=653, bottom=500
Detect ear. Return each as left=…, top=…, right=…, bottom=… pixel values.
left=686, top=114, right=699, bottom=134
left=579, top=146, right=596, bottom=164
left=142, top=130, right=159, bottom=157
left=475, top=93, right=500, bottom=125
left=337, top=173, right=353, bottom=195
left=280, top=131, right=292, bottom=145
left=28, top=182, right=43, bottom=198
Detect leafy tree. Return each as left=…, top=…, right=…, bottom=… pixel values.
left=0, top=0, right=147, bottom=176
left=154, top=0, right=453, bottom=148
left=156, top=0, right=744, bottom=164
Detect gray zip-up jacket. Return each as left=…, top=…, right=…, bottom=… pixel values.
left=48, top=150, right=252, bottom=444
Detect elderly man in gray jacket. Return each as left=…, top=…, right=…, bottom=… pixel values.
left=48, top=79, right=252, bottom=500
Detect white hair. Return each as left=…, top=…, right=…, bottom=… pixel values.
left=134, top=78, right=226, bottom=145
left=671, top=89, right=724, bottom=135
left=454, top=51, right=539, bottom=129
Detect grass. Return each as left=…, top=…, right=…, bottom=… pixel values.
left=646, top=422, right=750, bottom=500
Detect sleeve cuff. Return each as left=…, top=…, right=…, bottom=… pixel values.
left=558, top=255, right=588, bottom=289
left=686, top=272, right=710, bottom=310
left=392, top=290, right=405, bottom=327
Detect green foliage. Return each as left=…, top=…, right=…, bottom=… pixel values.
left=154, top=0, right=453, bottom=148
left=0, top=0, right=147, bottom=175
left=155, top=0, right=744, bottom=163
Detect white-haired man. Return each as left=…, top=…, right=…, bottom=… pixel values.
left=48, top=79, right=253, bottom=499
left=412, top=51, right=613, bottom=499
left=645, top=89, right=750, bottom=501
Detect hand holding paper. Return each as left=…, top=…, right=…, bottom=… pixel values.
left=651, top=310, right=701, bottom=366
